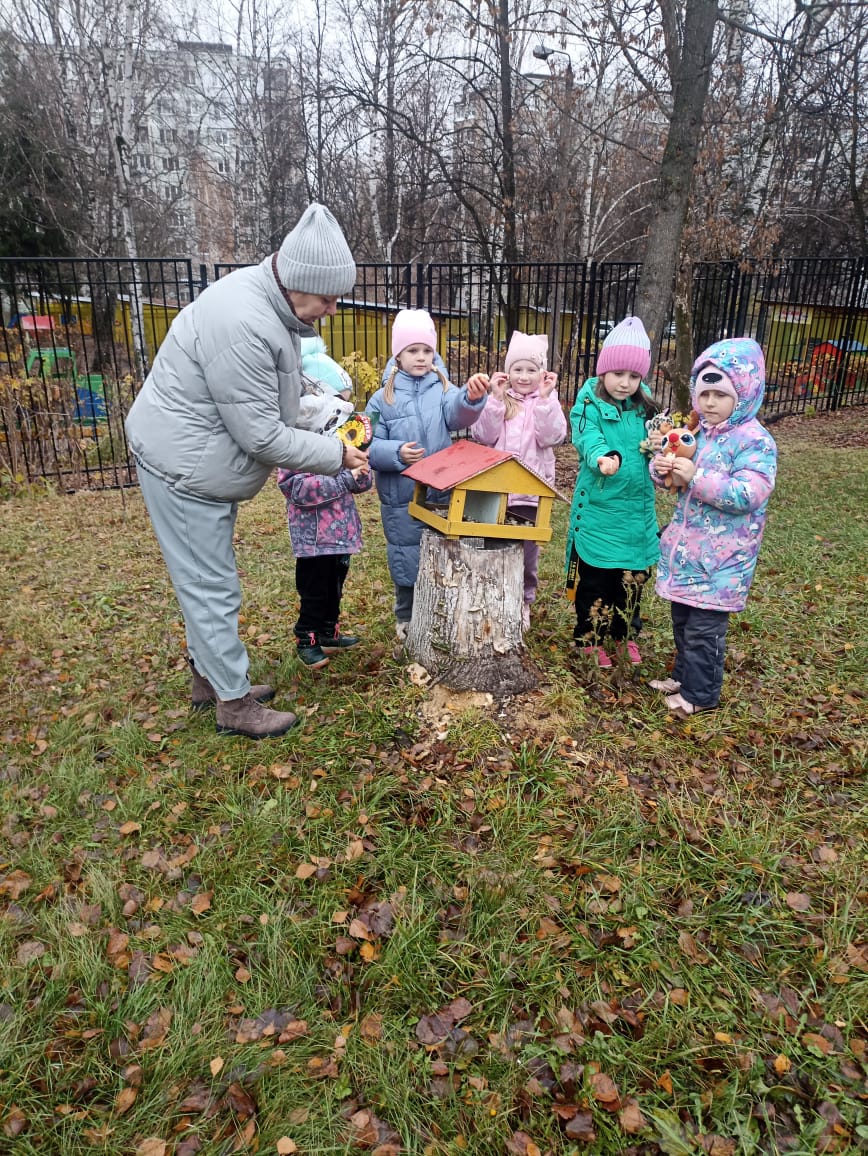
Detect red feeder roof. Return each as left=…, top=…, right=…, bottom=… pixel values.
left=402, top=440, right=515, bottom=489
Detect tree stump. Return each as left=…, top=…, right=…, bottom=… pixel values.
left=407, top=529, right=539, bottom=695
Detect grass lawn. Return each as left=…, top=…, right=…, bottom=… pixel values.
left=0, top=410, right=866, bottom=1156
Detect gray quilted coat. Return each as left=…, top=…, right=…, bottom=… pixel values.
left=125, top=257, right=343, bottom=502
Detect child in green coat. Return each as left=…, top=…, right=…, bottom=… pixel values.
left=566, top=317, right=661, bottom=667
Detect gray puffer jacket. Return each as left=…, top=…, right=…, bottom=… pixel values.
left=125, top=256, right=343, bottom=503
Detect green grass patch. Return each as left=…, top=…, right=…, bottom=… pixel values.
left=0, top=411, right=866, bottom=1154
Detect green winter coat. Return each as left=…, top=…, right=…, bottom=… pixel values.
left=565, top=379, right=660, bottom=571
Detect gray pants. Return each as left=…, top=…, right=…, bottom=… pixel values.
left=137, top=466, right=252, bottom=700
left=394, top=583, right=414, bottom=624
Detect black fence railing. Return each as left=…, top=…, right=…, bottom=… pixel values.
left=2, top=255, right=866, bottom=490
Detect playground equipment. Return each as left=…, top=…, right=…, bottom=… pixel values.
left=18, top=317, right=106, bottom=421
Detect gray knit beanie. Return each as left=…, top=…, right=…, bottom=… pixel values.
left=276, top=203, right=356, bottom=296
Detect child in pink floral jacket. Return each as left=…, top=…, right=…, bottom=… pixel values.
left=277, top=344, right=373, bottom=670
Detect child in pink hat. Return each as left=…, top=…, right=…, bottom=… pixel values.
left=469, top=331, right=567, bottom=629
left=565, top=317, right=662, bottom=666
left=365, top=310, right=488, bottom=639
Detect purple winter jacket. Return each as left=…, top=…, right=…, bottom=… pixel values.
left=653, top=338, right=777, bottom=612
left=277, top=466, right=372, bottom=558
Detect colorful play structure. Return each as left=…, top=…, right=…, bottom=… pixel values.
left=10, top=315, right=106, bottom=422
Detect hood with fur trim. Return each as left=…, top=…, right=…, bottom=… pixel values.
left=690, top=338, right=765, bottom=426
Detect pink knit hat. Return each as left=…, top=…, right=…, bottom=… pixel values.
left=504, top=331, right=548, bottom=372
left=392, top=309, right=437, bottom=358
left=596, top=316, right=651, bottom=379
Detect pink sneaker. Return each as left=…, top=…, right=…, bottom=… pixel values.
left=620, top=640, right=642, bottom=665
left=581, top=645, right=612, bottom=668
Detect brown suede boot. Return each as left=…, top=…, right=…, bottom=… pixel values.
left=189, top=658, right=275, bottom=711
left=215, top=694, right=297, bottom=739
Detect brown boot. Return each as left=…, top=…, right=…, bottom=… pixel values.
left=188, top=657, right=275, bottom=711
left=215, top=694, right=297, bottom=739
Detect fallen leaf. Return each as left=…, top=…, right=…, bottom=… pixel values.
left=135, top=1141, right=166, bottom=1156
left=114, top=1087, right=137, bottom=1115
left=139, top=1007, right=171, bottom=1051
left=0, top=870, right=32, bottom=899
left=802, top=1031, right=833, bottom=1055
left=360, top=1012, right=384, bottom=1041
left=118, top=821, right=142, bottom=835
left=619, top=1098, right=647, bottom=1133
left=773, top=1054, right=791, bottom=1074
left=295, top=862, right=317, bottom=880
left=190, top=892, right=212, bottom=915
left=15, top=940, right=46, bottom=966
left=209, top=1056, right=224, bottom=1076
left=785, top=892, right=811, bottom=912
left=678, top=930, right=709, bottom=964
left=2, top=1107, right=27, bottom=1138
left=589, top=1071, right=621, bottom=1110
left=276, top=1140, right=298, bottom=1155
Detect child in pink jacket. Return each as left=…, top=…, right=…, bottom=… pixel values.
left=470, top=332, right=567, bottom=628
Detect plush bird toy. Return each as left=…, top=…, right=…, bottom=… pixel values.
left=643, top=409, right=700, bottom=489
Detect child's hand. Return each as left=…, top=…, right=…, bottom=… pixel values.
left=652, top=453, right=673, bottom=475
left=466, top=375, right=487, bottom=402
left=400, top=441, right=425, bottom=465
left=488, top=372, right=508, bottom=400
left=597, top=455, right=620, bottom=476
left=670, top=457, right=697, bottom=486
left=539, top=371, right=558, bottom=398
left=350, top=464, right=369, bottom=480
left=647, top=430, right=664, bottom=452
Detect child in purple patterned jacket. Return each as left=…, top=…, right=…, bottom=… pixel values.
left=650, top=337, right=777, bottom=718
left=277, top=346, right=373, bottom=670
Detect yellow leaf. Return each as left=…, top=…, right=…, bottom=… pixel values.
left=210, top=1056, right=224, bottom=1076
left=714, top=1031, right=732, bottom=1044
left=359, top=941, right=379, bottom=962
left=773, top=1054, right=791, bottom=1074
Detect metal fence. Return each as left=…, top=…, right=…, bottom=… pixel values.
left=2, top=255, right=866, bottom=490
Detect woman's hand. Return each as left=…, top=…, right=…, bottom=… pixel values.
left=399, top=441, right=425, bottom=465
left=342, top=444, right=369, bottom=470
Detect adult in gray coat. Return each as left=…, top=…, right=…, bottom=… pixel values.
left=125, top=203, right=368, bottom=738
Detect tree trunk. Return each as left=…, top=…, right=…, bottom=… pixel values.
left=407, top=530, right=539, bottom=695
left=634, top=0, right=718, bottom=366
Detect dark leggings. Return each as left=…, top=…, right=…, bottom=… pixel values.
left=670, top=601, right=730, bottom=709
left=573, top=557, right=649, bottom=643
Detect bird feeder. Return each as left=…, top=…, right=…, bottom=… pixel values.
left=403, top=440, right=563, bottom=542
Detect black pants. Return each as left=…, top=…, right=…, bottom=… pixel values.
left=573, top=557, right=649, bottom=644
left=671, top=601, right=729, bottom=709
left=295, top=554, right=350, bottom=643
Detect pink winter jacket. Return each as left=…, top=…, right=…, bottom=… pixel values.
left=471, top=388, right=567, bottom=505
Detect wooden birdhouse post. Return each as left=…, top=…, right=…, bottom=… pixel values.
left=402, top=441, right=564, bottom=696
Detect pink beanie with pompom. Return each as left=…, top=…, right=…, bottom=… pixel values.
left=596, top=316, right=651, bottom=379
left=392, top=309, right=438, bottom=358
left=504, top=331, right=549, bottom=372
